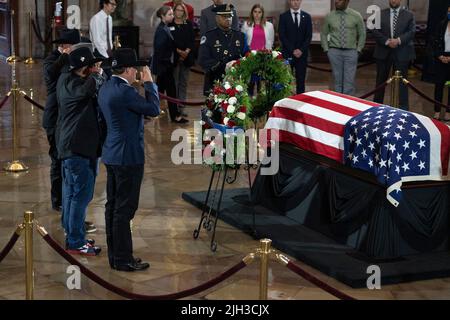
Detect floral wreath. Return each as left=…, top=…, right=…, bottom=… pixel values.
left=201, top=49, right=294, bottom=170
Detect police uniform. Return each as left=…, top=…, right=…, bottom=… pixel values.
left=198, top=4, right=249, bottom=95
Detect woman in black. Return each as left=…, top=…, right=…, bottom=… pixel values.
left=170, top=3, right=195, bottom=118
left=151, top=5, right=188, bottom=123
left=432, top=5, right=450, bottom=121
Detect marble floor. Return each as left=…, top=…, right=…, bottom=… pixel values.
left=0, top=59, right=449, bottom=300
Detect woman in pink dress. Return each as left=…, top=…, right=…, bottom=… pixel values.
left=241, top=4, right=275, bottom=95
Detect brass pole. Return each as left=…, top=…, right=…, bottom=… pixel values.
left=4, top=79, right=29, bottom=172
left=259, top=238, right=272, bottom=300
left=24, top=211, right=34, bottom=300
left=114, top=35, right=122, bottom=50
left=439, top=81, right=450, bottom=121
left=6, top=10, right=21, bottom=63
left=25, top=12, right=36, bottom=65
left=390, top=70, right=402, bottom=108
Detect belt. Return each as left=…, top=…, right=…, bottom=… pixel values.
left=329, top=47, right=356, bottom=51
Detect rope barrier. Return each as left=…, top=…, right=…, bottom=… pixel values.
left=404, top=79, right=450, bottom=112
left=159, top=92, right=205, bottom=106
left=0, top=92, right=11, bottom=110
left=275, top=254, right=356, bottom=300
left=0, top=224, right=24, bottom=264
left=37, top=224, right=254, bottom=300
left=358, top=80, right=389, bottom=99
left=307, top=61, right=375, bottom=73
left=19, top=92, right=45, bottom=111
left=190, top=67, right=205, bottom=75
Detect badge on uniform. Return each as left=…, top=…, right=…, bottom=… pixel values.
left=200, top=36, right=207, bottom=45
left=235, top=40, right=240, bottom=46
left=169, top=26, right=175, bottom=31
left=224, top=50, right=228, bottom=55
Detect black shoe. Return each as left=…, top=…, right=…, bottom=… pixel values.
left=114, top=261, right=150, bottom=272
left=111, top=257, right=142, bottom=269
left=172, top=118, right=189, bottom=124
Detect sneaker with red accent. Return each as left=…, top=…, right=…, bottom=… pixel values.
left=67, top=244, right=101, bottom=256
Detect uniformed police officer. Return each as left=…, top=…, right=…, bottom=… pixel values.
left=199, top=4, right=249, bottom=95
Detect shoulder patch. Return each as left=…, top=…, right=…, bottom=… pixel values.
left=200, top=36, right=207, bottom=45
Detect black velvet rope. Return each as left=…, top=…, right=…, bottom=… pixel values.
left=41, top=232, right=248, bottom=300
left=0, top=231, right=21, bottom=264
left=159, top=93, right=205, bottom=106
left=405, top=80, right=450, bottom=112
left=358, top=81, right=389, bottom=99
left=286, top=261, right=356, bottom=300
left=0, top=94, right=10, bottom=110
left=21, top=93, right=45, bottom=111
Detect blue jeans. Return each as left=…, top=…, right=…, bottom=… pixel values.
left=61, top=156, right=96, bottom=249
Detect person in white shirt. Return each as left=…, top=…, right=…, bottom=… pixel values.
left=90, top=0, right=117, bottom=60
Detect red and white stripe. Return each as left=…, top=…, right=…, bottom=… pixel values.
left=265, top=90, right=378, bottom=162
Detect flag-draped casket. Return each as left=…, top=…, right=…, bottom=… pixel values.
left=265, top=90, right=450, bottom=207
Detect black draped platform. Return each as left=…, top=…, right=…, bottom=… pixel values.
left=182, top=144, right=450, bottom=287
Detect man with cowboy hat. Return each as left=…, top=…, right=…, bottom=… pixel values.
left=43, top=28, right=80, bottom=214
left=98, top=48, right=160, bottom=271
left=199, top=4, right=248, bottom=95
left=56, top=46, right=105, bottom=256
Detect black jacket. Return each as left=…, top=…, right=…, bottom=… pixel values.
left=43, top=49, right=69, bottom=132
left=169, top=20, right=196, bottom=67
left=432, top=19, right=450, bottom=59
left=151, top=22, right=175, bottom=76
left=56, top=70, right=102, bottom=161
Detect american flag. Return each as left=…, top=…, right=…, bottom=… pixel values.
left=265, top=90, right=450, bottom=206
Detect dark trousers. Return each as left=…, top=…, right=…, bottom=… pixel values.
left=46, top=131, right=62, bottom=209
left=434, top=61, right=450, bottom=112
left=94, top=49, right=112, bottom=79
left=105, top=164, right=144, bottom=267
left=374, top=56, right=410, bottom=110
left=291, top=56, right=308, bottom=94
left=156, top=69, right=180, bottom=121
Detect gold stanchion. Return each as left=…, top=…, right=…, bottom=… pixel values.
left=258, top=239, right=272, bottom=300
left=114, top=35, right=122, bottom=50
left=4, top=78, right=29, bottom=173
left=6, top=10, right=21, bottom=63
left=438, top=81, right=450, bottom=121
left=24, top=211, right=34, bottom=300
left=390, top=70, right=402, bottom=108
left=24, top=12, right=36, bottom=65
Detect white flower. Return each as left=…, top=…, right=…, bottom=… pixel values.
left=237, top=112, right=246, bottom=120
left=223, top=117, right=230, bottom=125
left=242, top=57, right=246, bottom=61
left=206, top=111, right=213, bottom=117
left=235, top=85, right=244, bottom=92
left=272, top=50, right=281, bottom=58
left=224, top=82, right=231, bottom=90
left=227, top=105, right=236, bottom=113
left=251, top=50, right=257, bottom=55
left=214, top=95, right=218, bottom=103
left=228, top=97, right=237, bottom=106
left=217, top=98, right=223, bottom=103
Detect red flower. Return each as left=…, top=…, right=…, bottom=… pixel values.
left=233, top=60, right=241, bottom=66
left=221, top=101, right=229, bottom=109
left=213, top=86, right=225, bottom=95
left=226, top=88, right=237, bottom=96
left=239, top=106, right=247, bottom=113
left=227, top=120, right=236, bottom=128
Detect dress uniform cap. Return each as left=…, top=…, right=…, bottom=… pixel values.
left=212, top=4, right=234, bottom=16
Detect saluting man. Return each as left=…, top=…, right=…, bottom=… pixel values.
left=199, top=4, right=249, bottom=96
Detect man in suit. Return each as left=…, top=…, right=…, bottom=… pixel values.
left=278, top=0, right=312, bottom=94
left=200, top=0, right=238, bottom=36
left=199, top=4, right=248, bottom=95
left=43, top=28, right=80, bottom=212
left=373, top=0, right=416, bottom=110
left=98, top=49, right=160, bottom=271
